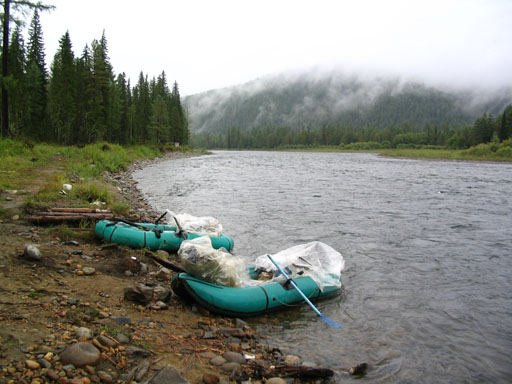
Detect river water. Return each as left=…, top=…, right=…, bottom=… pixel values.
left=133, top=151, right=512, bottom=383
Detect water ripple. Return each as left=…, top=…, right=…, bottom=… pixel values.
left=133, top=151, right=512, bottom=383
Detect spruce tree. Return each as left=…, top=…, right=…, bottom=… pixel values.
left=133, top=72, right=151, bottom=143
left=74, top=44, right=94, bottom=143
left=115, top=73, right=129, bottom=144
left=149, top=95, right=169, bottom=144
left=48, top=31, right=76, bottom=144
left=1, top=0, right=53, bottom=137
left=86, top=32, right=114, bottom=142
left=7, top=26, right=27, bottom=137
left=498, top=105, right=512, bottom=142
left=169, top=81, right=188, bottom=145
left=26, top=8, right=48, bottom=140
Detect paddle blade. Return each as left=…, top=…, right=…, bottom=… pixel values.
left=320, top=314, right=342, bottom=329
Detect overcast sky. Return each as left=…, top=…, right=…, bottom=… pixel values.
left=34, top=0, right=512, bottom=96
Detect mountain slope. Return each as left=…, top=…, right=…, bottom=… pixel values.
left=184, top=71, right=512, bottom=133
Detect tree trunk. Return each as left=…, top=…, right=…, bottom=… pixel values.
left=2, top=0, right=10, bottom=138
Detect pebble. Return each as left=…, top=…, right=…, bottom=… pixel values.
left=114, top=333, right=130, bottom=344
left=146, top=365, right=189, bottom=384
left=210, top=356, right=227, bottom=366
left=82, top=267, right=95, bottom=275
left=202, top=372, right=220, bottom=384
left=37, top=358, right=52, bottom=369
left=75, top=327, right=93, bottom=339
left=203, top=331, right=216, bottom=339
left=199, top=351, right=217, bottom=359
left=97, top=371, right=113, bottom=383
left=47, top=370, right=60, bottom=380
left=152, top=300, right=168, bottom=310
left=97, top=335, right=117, bottom=348
left=220, top=362, right=241, bottom=373
left=217, top=327, right=246, bottom=338
left=24, top=244, right=42, bottom=261
left=25, top=359, right=40, bottom=369
left=266, top=378, right=286, bottom=384
left=222, top=351, right=245, bottom=364
left=60, top=342, right=101, bottom=367
left=284, top=354, right=301, bottom=365
left=110, top=316, right=131, bottom=325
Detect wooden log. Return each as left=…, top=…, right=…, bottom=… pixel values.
left=30, top=211, right=112, bottom=217
left=25, top=214, right=113, bottom=223
left=50, top=207, right=111, bottom=213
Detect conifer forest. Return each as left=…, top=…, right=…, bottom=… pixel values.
left=1, top=1, right=189, bottom=146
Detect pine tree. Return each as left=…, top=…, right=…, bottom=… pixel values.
left=48, top=31, right=76, bottom=144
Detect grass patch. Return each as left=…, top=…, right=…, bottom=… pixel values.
left=72, top=181, right=112, bottom=204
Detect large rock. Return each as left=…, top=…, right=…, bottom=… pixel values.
left=145, top=365, right=190, bottom=384
left=60, top=342, right=101, bottom=367
left=123, top=283, right=154, bottom=303
left=153, top=285, right=171, bottom=302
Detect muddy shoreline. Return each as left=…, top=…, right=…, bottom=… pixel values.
left=0, top=151, right=352, bottom=383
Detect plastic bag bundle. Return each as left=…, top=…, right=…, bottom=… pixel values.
left=178, top=237, right=248, bottom=287
left=166, top=209, right=223, bottom=237
left=254, top=241, right=345, bottom=290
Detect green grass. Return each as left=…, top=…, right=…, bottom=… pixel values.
left=0, top=139, right=197, bottom=227
left=269, top=141, right=512, bottom=162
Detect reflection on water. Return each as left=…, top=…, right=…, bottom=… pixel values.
left=134, top=151, right=512, bottom=383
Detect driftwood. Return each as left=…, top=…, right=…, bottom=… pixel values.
left=264, top=365, right=334, bottom=379
left=25, top=207, right=113, bottom=223
left=144, top=252, right=185, bottom=273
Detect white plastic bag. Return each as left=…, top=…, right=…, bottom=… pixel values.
left=166, top=209, right=223, bottom=237
left=178, top=237, right=248, bottom=287
left=254, top=241, right=345, bottom=290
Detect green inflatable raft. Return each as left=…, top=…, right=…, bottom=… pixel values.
left=171, top=267, right=341, bottom=318
left=94, top=219, right=234, bottom=253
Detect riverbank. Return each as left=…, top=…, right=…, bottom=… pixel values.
left=0, top=144, right=350, bottom=384
left=262, top=143, right=512, bottom=162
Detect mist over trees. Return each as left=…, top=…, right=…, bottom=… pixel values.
left=186, top=72, right=512, bottom=149
left=0, top=3, right=188, bottom=146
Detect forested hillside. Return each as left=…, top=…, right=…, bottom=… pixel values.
left=185, top=71, right=510, bottom=134
left=186, top=71, right=512, bottom=150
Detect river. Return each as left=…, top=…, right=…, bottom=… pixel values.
left=133, top=151, right=512, bottom=383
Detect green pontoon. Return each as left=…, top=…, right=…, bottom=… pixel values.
left=172, top=240, right=345, bottom=317
left=94, top=219, right=234, bottom=253
left=171, top=267, right=341, bottom=317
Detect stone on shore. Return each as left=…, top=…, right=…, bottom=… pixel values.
left=146, top=365, right=190, bottom=384
left=222, top=351, right=245, bottom=364
left=59, top=342, right=101, bottom=367
left=75, top=327, right=93, bottom=339
left=123, top=283, right=154, bottom=303
left=24, top=244, right=42, bottom=261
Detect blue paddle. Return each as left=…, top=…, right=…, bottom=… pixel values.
left=267, top=254, right=342, bottom=329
